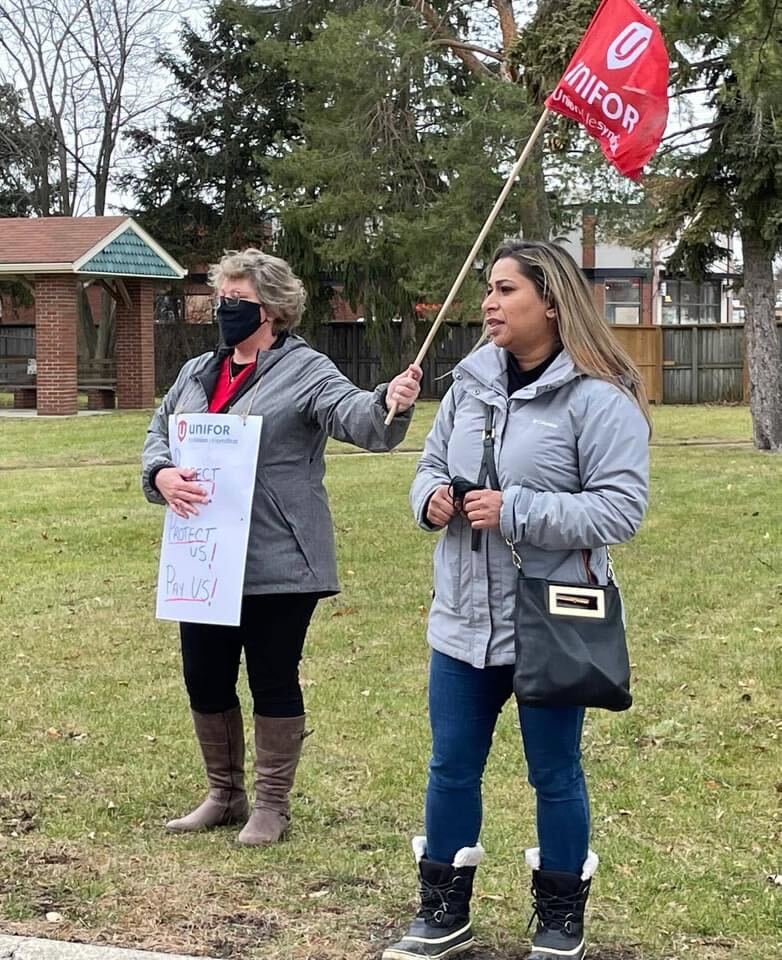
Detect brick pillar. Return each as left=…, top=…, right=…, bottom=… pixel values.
left=116, top=279, right=155, bottom=409
left=640, top=279, right=653, bottom=325
left=87, top=390, right=116, bottom=410
left=582, top=212, right=597, bottom=269
left=35, top=275, right=79, bottom=416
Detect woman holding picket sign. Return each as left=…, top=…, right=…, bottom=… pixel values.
left=142, top=248, right=421, bottom=846
left=383, top=240, right=649, bottom=960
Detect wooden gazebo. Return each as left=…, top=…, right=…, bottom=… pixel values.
left=0, top=216, right=186, bottom=415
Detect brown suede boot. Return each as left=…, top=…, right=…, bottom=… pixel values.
left=166, top=707, right=249, bottom=833
left=237, top=714, right=306, bottom=845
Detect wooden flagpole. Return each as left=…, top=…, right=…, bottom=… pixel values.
left=385, top=108, right=551, bottom=425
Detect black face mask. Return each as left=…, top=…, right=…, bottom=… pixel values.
left=216, top=299, right=265, bottom=347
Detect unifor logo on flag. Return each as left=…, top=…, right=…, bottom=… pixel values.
left=545, top=0, right=669, bottom=180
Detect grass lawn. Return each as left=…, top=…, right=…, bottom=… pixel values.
left=0, top=402, right=779, bottom=960
left=0, top=402, right=755, bottom=470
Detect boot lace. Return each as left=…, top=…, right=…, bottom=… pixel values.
left=527, top=882, right=585, bottom=937
left=418, top=874, right=465, bottom=924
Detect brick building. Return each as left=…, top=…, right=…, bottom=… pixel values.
left=560, top=209, right=743, bottom=326
left=0, top=216, right=186, bottom=414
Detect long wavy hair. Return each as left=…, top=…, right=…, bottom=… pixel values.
left=488, top=238, right=651, bottom=428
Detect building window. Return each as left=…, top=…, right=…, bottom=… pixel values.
left=605, top=279, right=641, bottom=324
left=661, top=279, right=721, bottom=324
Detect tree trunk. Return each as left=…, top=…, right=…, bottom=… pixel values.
left=94, top=288, right=115, bottom=360
left=34, top=139, right=51, bottom=216
left=77, top=282, right=97, bottom=358
left=94, top=177, right=107, bottom=217
left=740, top=228, right=782, bottom=452
left=518, top=136, right=551, bottom=240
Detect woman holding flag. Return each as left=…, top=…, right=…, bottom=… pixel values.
left=142, top=247, right=421, bottom=846
left=384, top=239, right=650, bottom=960
left=382, top=2, right=666, bottom=953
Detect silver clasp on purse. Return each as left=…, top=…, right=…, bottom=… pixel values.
left=547, top=584, right=606, bottom=619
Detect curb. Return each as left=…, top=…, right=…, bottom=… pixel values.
left=0, top=936, right=217, bottom=960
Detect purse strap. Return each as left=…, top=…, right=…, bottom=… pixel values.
left=466, top=406, right=501, bottom=552
left=478, top=406, right=525, bottom=570
left=480, top=403, right=616, bottom=583
left=478, top=405, right=500, bottom=491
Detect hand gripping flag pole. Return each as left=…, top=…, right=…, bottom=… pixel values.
left=384, top=0, right=668, bottom=425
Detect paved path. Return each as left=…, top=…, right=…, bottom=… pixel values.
left=0, top=936, right=215, bottom=960
left=0, top=410, right=114, bottom=418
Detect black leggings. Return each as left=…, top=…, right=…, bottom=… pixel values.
left=179, top=593, right=320, bottom=717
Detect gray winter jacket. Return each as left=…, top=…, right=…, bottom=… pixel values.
left=142, top=335, right=413, bottom=595
left=410, top=344, right=649, bottom=668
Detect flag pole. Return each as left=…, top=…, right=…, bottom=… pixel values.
left=385, top=108, right=552, bottom=425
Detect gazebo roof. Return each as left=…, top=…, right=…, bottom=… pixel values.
left=0, top=216, right=186, bottom=280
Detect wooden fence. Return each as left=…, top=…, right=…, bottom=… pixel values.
left=590, top=323, right=780, bottom=405
left=4, top=320, right=781, bottom=404
left=661, top=324, right=782, bottom=404
left=611, top=326, right=663, bottom=403
left=0, top=325, right=35, bottom=357
left=153, top=321, right=782, bottom=403
left=153, top=321, right=484, bottom=399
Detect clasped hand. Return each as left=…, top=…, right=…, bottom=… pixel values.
left=155, top=467, right=209, bottom=519
left=425, top=484, right=502, bottom=530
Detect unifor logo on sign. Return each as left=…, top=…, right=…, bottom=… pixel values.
left=606, top=22, right=653, bottom=70
left=177, top=419, right=187, bottom=442
left=188, top=422, right=231, bottom=436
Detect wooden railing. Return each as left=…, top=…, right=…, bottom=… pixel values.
left=77, top=358, right=117, bottom=388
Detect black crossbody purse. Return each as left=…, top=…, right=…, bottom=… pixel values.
left=480, top=407, right=632, bottom=712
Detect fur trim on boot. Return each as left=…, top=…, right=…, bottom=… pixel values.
left=382, top=838, right=484, bottom=960
left=525, top=848, right=597, bottom=960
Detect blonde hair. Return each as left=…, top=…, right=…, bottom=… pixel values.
left=489, top=239, right=651, bottom=428
left=208, top=248, right=306, bottom=335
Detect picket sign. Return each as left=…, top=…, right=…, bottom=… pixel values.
left=155, top=413, right=263, bottom=626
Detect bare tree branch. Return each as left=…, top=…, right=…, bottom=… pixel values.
left=657, top=134, right=715, bottom=159
left=661, top=122, right=716, bottom=142
left=411, top=0, right=494, bottom=77
left=428, top=39, right=504, bottom=62
left=0, top=0, right=186, bottom=215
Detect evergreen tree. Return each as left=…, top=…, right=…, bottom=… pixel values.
left=121, top=0, right=298, bottom=266
left=0, top=83, right=56, bottom=217
left=0, top=83, right=54, bottom=308
left=124, top=0, right=551, bottom=348
left=515, top=0, right=782, bottom=449
left=273, top=1, right=548, bottom=359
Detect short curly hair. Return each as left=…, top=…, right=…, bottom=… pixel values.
left=208, top=248, right=307, bottom=334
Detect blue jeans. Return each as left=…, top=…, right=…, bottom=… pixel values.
left=425, top=650, right=589, bottom=874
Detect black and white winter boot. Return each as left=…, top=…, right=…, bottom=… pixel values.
left=525, top=847, right=598, bottom=960
left=382, top=836, right=484, bottom=960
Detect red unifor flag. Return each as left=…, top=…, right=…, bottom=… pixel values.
left=545, top=0, right=669, bottom=180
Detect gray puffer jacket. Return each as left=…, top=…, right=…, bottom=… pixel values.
left=410, top=344, right=649, bottom=668
left=142, top=335, right=413, bottom=596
